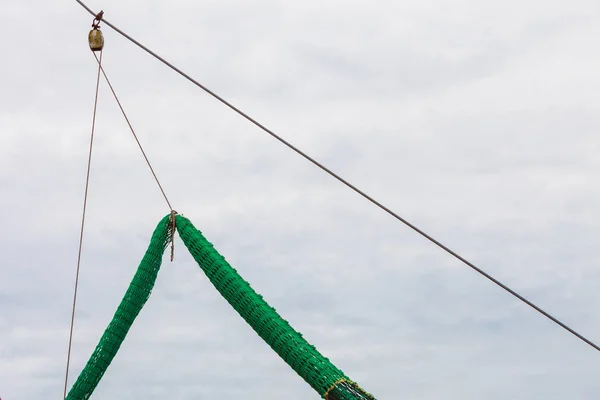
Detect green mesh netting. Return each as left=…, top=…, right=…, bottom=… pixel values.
left=176, top=215, right=374, bottom=400
left=65, top=214, right=375, bottom=400
left=65, top=215, right=172, bottom=400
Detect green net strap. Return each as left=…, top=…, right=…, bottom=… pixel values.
left=65, top=215, right=172, bottom=400
left=176, top=215, right=375, bottom=400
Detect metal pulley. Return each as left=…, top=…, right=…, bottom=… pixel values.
left=88, top=11, right=104, bottom=52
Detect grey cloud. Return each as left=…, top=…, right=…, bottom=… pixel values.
left=2, top=0, right=600, bottom=399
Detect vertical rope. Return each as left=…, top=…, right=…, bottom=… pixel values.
left=169, top=210, right=177, bottom=262
left=63, top=49, right=103, bottom=399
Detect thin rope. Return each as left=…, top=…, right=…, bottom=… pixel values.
left=73, top=0, right=600, bottom=354
left=64, top=49, right=103, bottom=399
left=92, top=52, right=173, bottom=211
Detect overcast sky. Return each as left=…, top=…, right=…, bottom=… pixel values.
left=1, top=0, right=600, bottom=399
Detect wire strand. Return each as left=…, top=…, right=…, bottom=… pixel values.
left=64, top=49, right=103, bottom=399
left=74, top=0, right=600, bottom=353
left=91, top=52, right=173, bottom=211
